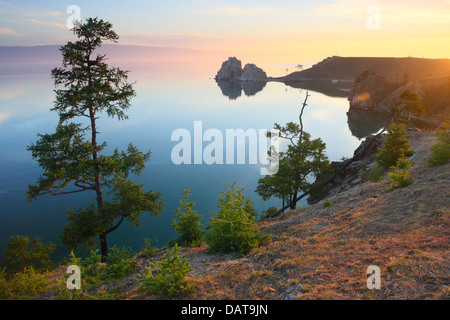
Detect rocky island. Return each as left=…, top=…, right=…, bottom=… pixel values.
left=215, top=57, right=268, bottom=82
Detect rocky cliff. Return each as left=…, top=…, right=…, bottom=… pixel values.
left=348, top=71, right=402, bottom=111
left=215, top=57, right=267, bottom=82
left=348, top=70, right=450, bottom=124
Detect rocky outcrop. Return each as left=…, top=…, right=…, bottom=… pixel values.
left=215, top=57, right=243, bottom=81
left=237, top=63, right=267, bottom=81
left=348, top=70, right=450, bottom=125
left=308, top=133, right=385, bottom=205
left=215, top=57, right=267, bottom=82
left=348, top=71, right=401, bottom=111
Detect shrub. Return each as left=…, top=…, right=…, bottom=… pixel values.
left=137, top=238, right=157, bottom=259
left=6, top=267, right=50, bottom=297
left=376, top=121, right=414, bottom=169
left=387, top=156, right=414, bottom=189
left=260, top=206, right=278, bottom=221
left=367, top=164, right=385, bottom=182
left=140, top=244, right=194, bottom=297
left=206, top=182, right=265, bottom=256
left=428, top=120, right=450, bottom=167
left=2, top=235, right=56, bottom=274
left=171, top=190, right=204, bottom=247
left=102, top=246, right=136, bottom=281
left=323, top=199, right=333, bottom=207
left=0, top=268, right=11, bottom=299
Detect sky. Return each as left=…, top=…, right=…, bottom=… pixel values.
left=1, top=0, right=450, bottom=63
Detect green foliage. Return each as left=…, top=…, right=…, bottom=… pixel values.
left=137, top=238, right=157, bottom=259
left=376, top=121, right=414, bottom=169
left=0, top=268, right=11, bottom=299
left=54, top=247, right=136, bottom=300
left=206, top=182, right=265, bottom=256
left=102, top=246, right=136, bottom=281
left=260, top=206, right=278, bottom=221
left=1, top=267, right=50, bottom=299
left=171, top=190, right=204, bottom=247
left=387, top=155, right=414, bottom=189
left=2, top=235, right=56, bottom=275
left=392, top=90, right=425, bottom=121
left=26, top=17, right=165, bottom=258
left=428, top=120, right=450, bottom=167
left=140, top=244, right=194, bottom=297
left=367, top=164, right=385, bottom=182
left=256, top=122, right=330, bottom=210
left=323, top=199, right=334, bottom=207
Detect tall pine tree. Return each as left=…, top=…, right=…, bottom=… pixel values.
left=27, top=18, right=164, bottom=260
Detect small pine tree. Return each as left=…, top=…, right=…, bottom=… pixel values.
left=428, top=120, right=450, bottom=167
left=171, top=190, right=204, bottom=247
left=140, top=244, right=194, bottom=297
left=376, top=121, right=414, bottom=169
left=206, top=182, right=264, bottom=256
left=387, top=154, right=414, bottom=189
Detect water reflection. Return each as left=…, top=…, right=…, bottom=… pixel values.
left=216, top=80, right=267, bottom=100
left=347, top=109, right=391, bottom=139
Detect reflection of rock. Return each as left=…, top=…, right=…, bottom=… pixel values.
left=242, top=81, right=266, bottom=96
left=215, top=57, right=243, bottom=81
left=216, top=80, right=242, bottom=100
left=347, top=109, right=391, bottom=139
left=216, top=80, right=266, bottom=100
left=237, top=64, right=267, bottom=81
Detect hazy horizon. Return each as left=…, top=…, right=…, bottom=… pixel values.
left=1, top=1, right=449, bottom=66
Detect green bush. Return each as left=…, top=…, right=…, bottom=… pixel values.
left=428, top=121, right=450, bottom=167
left=260, top=206, right=278, bottom=221
left=5, top=267, right=50, bottom=297
left=2, top=235, right=56, bottom=274
left=55, top=247, right=135, bottom=300
left=368, top=164, right=385, bottom=182
left=376, top=121, right=414, bottom=170
left=388, top=156, right=414, bottom=189
left=171, top=190, right=204, bottom=247
left=102, top=246, right=136, bottom=281
left=137, top=238, right=157, bottom=259
left=206, top=182, right=265, bottom=256
left=140, top=244, right=194, bottom=297
left=323, top=199, right=333, bottom=207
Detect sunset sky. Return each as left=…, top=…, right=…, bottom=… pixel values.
left=1, top=0, right=449, bottom=63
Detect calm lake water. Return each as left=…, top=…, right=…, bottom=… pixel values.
left=0, top=56, right=380, bottom=259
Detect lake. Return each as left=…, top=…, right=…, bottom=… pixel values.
left=0, top=55, right=380, bottom=259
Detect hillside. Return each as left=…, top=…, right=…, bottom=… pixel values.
left=35, top=129, right=449, bottom=300
left=280, top=56, right=450, bottom=82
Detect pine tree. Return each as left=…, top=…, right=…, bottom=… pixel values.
left=27, top=18, right=164, bottom=259
left=206, top=182, right=263, bottom=255
left=376, top=120, right=414, bottom=169
left=172, top=190, right=204, bottom=247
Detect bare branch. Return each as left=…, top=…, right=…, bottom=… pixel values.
left=299, top=91, right=310, bottom=143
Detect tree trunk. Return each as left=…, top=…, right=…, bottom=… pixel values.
left=87, top=49, right=108, bottom=261
left=99, top=233, right=108, bottom=260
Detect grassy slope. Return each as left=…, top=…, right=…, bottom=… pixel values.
left=37, top=131, right=449, bottom=300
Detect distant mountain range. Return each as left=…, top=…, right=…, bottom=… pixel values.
left=0, top=44, right=220, bottom=65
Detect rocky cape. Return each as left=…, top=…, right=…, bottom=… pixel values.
left=214, top=55, right=450, bottom=127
